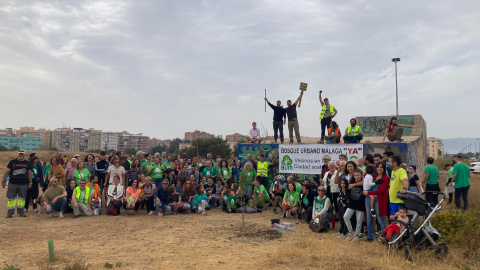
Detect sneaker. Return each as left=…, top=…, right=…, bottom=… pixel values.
left=256, top=208, right=263, bottom=213
left=332, top=232, right=342, bottom=237
left=370, top=210, right=376, bottom=218
left=18, top=213, right=26, bottom=217
left=48, top=212, right=53, bottom=218
left=158, top=212, right=163, bottom=217
left=148, top=211, right=154, bottom=215
left=366, top=238, right=373, bottom=242
left=124, top=209, right=129, bottom=215
left=173, top=212, right=179, bottom=215
left=352, top=235, right=360, bottom=241
left=33, top=209, right=39, bottom=213
left=336, top=233, right=346, bottom=239
left=273, top=209, right=278, bottom=214
left=378, top=237, right=388, bottom=244
left=358, top=233, right=366, bottom=239
left=6, top=214, right=12, bottom=218
left=134, top=210, right=139, bottom=215
left=191, top=209, right=197, bottom=213
left=59, top=212, right=64, bottom=219
left=282, top=213, right=286, bottom=218
left=73, top=215, right=79, bottom=218
left=345, top=232, right=355, bottom=241
left=24, top=208, right=28, bottom=213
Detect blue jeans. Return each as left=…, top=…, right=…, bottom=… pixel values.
left=152, top=178, right=163, bottom=189
left=246, top=184, right=253, bottom=197
left=322, top=213, right=333, bottom=228
left=408, top=186, right=419, bottom=193
left=154, top=200, right=172, bottom=213
left=343, top=134, right=363, bottom=143
left=184, top=203, right=192, bottom=210
left=208, top=196, right=218, bottom=207
left=46, top=197, right=67, bottom=214
left=365, top=196, right=387, bottom=240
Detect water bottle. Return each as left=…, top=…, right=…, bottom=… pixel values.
left=282, top=222, right=295, bottom=230
left=272, top=223, right=288, bottom=233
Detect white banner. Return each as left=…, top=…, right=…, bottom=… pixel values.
left=279, top=144, right=364, bottom=174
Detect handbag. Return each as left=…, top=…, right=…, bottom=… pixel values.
left=109, top=200, right=117, bottom=216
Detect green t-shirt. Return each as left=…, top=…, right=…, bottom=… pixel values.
left=162, top=162, right=173, bottom=172
left=447, top=167, right=454, bottom=178
left=389, top=168, right=408, bottom=203
left=453, top=163, right=471, bottom=188
left=202, top=167, right=218, bottom=178
left=345, top=125, right=363, bottom=136
left=424, top=164, right=439, bottom=185
left=314, top=196, right=333, bottom=215
left=295, top=183, right=302, bottom=193
left=285, top=190, right=300, bottom=206
left=142, top=161, right=155, bottom=173
left=225, top=194, right=237, bottom=209
left=241, top=169, right=256, bottom=185
left=220, top=167, right=232, bottom=180
left=254, top=185, right=270, bottom=201
left=72, top=168, right=91, bottom=185
left=150, top=164, right=163, bottom=179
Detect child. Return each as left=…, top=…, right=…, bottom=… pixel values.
left=175, top=179, right=183, bottom=194
left=380, top=205, right=409, bottom=242
left=166, top=186, right=182, bottom=215
left=334, top=179, right=349, bottom=238
left=232, top=183, right=239, bottom=195
left=224, top=189, right=237, bottom=213
left=215, top=180, right=224, bottom=207
left=87, top=175, right=102, bottom=216
left=362, top=165, right=377, bottom=217
left=192, top=185, right=208, bottom=214
left=141, top=176, right=156, bottom=215
left=343, top=169, right=365, bottom=241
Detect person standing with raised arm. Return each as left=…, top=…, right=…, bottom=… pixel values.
left=285, top=91, right=304, bottom=144
left=264, top=97, right=286, bottom=144
left=318, top=91, right=338, bottom=144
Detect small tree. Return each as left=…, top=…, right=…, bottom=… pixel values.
left=124, top=147, right=137, bottom=156
left=9, top=146, right=19, bottom=151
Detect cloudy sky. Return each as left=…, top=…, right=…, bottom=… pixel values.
left=1, top=0, right=479, bottom=140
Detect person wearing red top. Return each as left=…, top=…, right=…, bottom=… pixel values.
left=383, top=117, right=416, bottom=142
left=363, top=162, right=390, bottom=241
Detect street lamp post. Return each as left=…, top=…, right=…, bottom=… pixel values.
left=392, top=58, right=401, bottom=117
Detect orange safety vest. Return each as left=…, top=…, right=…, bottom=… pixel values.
left=86, top=183, right=99, bottom=201
left=328, top=128, right=341, bottom=143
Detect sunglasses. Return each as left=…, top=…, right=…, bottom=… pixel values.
left=318, top=190, right=326, bottom=192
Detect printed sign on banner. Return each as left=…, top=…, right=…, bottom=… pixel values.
left=279, top=144, right=363, bottom=174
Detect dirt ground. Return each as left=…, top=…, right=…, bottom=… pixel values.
left=0, top=162, right=473, bottom=270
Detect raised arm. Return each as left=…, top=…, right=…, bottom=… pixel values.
left=294, top=91, right=304, bottom=105
left=319, top=91, right=324, bottom=106
left=398, top=124, right=416, bottom=128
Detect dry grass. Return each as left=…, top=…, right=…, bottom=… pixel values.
left=0, top=152, right=479, bottom=269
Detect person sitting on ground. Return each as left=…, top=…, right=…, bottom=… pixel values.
left=300, top=183, right=315, bottom=223
left=245, top=122, right=263, bottom=143
left=379, top=205, right=409, bottom=243
left=181, top=180, right=196, bottom=212
left=311, top=186, right=333, bottom=232
left=343, top=118, right=363, bottom=144
left=383, top=117, right=416, bottom=142
left=43, top=177, right=68, bottom=218
left=324, top=121, right=341, bottom=144
left=124, top=179, right=142, bottom=215
left=252, top=179, right=270, bottom=210
left=270, top=175, right=286, bottom=214
left=72, top=179, right=92, bottom=218
left=282, top=182, right=300, bottom=218
left=106, top=175, right=124, bottom=215
left=175, top=179, right=183, bottom=194
left=154, top=179, right=171, bottom=216
left=214, top=180, right=224, bottom=206
left=87, top=176, right=102, bottom=216
left=140, top=176, right=156, bottom=215
left=192, top=185, right=208, bottom=214
left=204, top=177, right=217, bottom=208
left=166, top=186, right=184, bottom=215
left=224, top=189, right=238, bottom=213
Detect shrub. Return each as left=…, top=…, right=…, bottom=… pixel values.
left=431, top=209, right=480, bottom=256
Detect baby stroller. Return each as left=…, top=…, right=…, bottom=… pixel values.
left=386, top=191, right=447, bottom=262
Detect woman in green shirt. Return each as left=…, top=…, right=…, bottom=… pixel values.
left=72, top=160, right=91, bottom=185
left=240, top=162, right=256, bottom=197
left=282, top=182, right=300, bottom=218
left=219, top=159, right=232, bottom=189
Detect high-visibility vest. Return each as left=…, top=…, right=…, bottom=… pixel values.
left=346, top=125, right=361, bottom=136
left=257, top=161, right=269, bottom=177
left=328, top=128, right=341, bottom=142
left=319, top=104, right=334, bottom=119
left=86, top=183, right=99, bottom=201
left=75, top=186, right=90, bottom=204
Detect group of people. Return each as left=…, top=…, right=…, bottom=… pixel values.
left=2, top=148, right=471, bottom=243
left=258, top=90, right=415, bottom=145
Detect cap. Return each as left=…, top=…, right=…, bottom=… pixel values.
left=216, top=155, right=221, bottom=158
left=74, top=154, right=80, bottom=157
left=18, top=149, right=26, bottom=154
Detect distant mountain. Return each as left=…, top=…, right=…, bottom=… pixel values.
left=441, top=138, right=480, bottom=155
